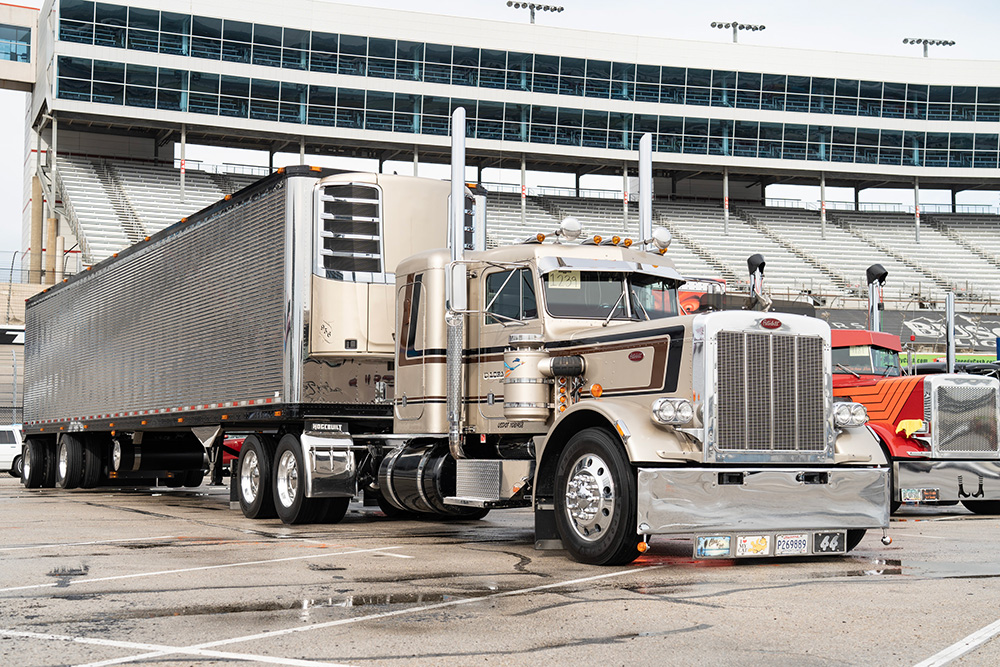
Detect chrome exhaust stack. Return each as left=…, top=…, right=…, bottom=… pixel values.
left=447, top=107, right=468, bottom=459
left=866, top=264, right=887, bottom=332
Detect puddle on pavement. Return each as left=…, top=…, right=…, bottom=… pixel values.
left=103, top=594, right=460, bottom=622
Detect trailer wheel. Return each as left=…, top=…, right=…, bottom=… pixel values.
left=273, top=434, right=324, bottom=525
left=8, top=455, right=21, bottom=478
left=237, top=434, right=277, bottom=519
left=554, top=427, right=640, bottom=566
left=961, top=500, right=1000, bottom=515
left=80, top=440, right=103, bottom=489
left=23, top=439, right=47, bottom=488
left=55, top=435, right=84, bottom=490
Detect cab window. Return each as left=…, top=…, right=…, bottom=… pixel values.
left=485, top=268, right=537, bottom=325
left=832, top=344, right=900, bottom=376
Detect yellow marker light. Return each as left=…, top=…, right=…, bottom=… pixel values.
left=637, top=541, right=648, bottom=553
left=536, top=233, right=546, bottom=243
left=590, top=383, right=603, bottom=398
left=310, top=165, right=322, bottom=172
left=593, top=235, right=602, bottom=244
left=274, top=410, right=282, bottom=417
left=559, top=405, right=567, bottom=412
left=623, top=238, right=633, bottom=247
left=611, top=236, right=621, bottom=245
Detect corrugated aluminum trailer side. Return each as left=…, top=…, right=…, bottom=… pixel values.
left=25, top=170, right=298, bottom=428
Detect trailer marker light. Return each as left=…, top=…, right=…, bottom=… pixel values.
left=222, top=415, right=228, bottom=420
left=109, top=423, right=114, bottom=427
left=274, top=411, right=282, bottom=417
left=590, top=383, right=603, bottom=398
left=141, top=421, right=146, bottom=425
left=224, top=194, right=232, bottom=200
left=310, top=166, right=322, bottom=172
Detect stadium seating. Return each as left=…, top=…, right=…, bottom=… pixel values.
left=51, top=158, right=1000, bottom=304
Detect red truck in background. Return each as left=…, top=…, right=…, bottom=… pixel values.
left=831, top=265, right=1000, bottom=515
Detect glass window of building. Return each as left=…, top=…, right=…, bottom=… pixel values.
left=582, top=109, right=608, bottom=148
left=635, top=64, right=659, bottom=102
left=507, top=52, right=531, bottom=92
left=424, top=43, right=452, bottom=84
left=93, top=3, right=126, bottom=48
left=559, top=56, right=584, bottom=96
left=533, top=54, right=559, bottom=94
left=477, top=100, right=503, bottom=140
left=158, top=12, right=190, bottom=55
left=126, top=6, right=158, bottom=52
left=365, top=90, right=393, bottom=131
left=453, top=46, right=479, bottom=87
left=60, top=0, right=94, bottom=42
left=0, top=24, right=31, bottom=62
left=283, top=28, right=309, bottom=70
left=480, top=49, right=506, bottom=89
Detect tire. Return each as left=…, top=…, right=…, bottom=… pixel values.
left=25, top=440, right=57, bottom=488
left=80, top=440, right=103, bottom=489
left=165, top=474, right=186, bottom=488
left=845, top=529, right=867, bottom=553
left=320, top=497, right=351, bottom=524
left=55, top=435, right=84, bottom=490
left=273, top=434, right=324, bottom=525
left=554, top=427, right=640, bottom=566
left=8, top=455, right=21, bottom=478
left=961, top=500, right=1000, bottom=515
left=236, top=434, right=277, bottom=519
left=184, top=470, right=205, bottom=488
left=23, top=440, right=48, bottom=488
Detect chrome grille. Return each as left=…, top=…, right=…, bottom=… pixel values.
left=716, top=331, right=826, bottom=453
left=932, top=380, right=1000, bottom=455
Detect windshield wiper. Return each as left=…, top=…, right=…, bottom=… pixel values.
left=881, top=364, right=896, bottom=377
left=602, top=291, right=627, bottom=327
left=836, top=363, right=861, bottom=378
left=630, top=289, right=650, bottom=321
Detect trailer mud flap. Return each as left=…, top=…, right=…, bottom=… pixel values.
left=635, top=467, right=889, bottom=535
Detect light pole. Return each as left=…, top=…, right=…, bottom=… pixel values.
left=711, top=21, right=765, bottom=43
left=902, top=38, right=955, bottom=58
left=506, top=1, right=564, bottom=24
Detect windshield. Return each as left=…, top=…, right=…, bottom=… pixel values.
left=543, top=270, right=680, bottom=320
left=832, top=344, right=901, bottom=377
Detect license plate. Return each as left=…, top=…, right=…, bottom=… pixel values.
left=696, top=536, right=732, bottom=558
left=813, top=531, right=847, bottom=554
left=735, top=535, right=770, bottom=557
left=775, top=533, right=809, bottom=555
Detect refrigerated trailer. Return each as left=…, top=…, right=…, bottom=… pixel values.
left=22, top=164, right=891, bottom=565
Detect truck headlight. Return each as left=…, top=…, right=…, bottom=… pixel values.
left=833, top=401, right=868, bottom=428
left=652, top=398, right=694, bottom=425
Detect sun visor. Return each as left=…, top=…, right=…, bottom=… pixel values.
left=536, top=256, right=685, bottom=283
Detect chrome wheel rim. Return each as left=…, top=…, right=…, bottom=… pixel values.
left=22, top=451, right=30, bottom=480
left=564, top=453, right=615, bottom=542
left=112, top=440, right=122, bottom=471
left=58, top=444, right=69, bottom=481
left=240, top=449, right=260, bottom=504
left=276, top=450, right=298, bottom=508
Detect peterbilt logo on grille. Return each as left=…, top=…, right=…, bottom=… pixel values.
left=760, top=318, right=782, bottom=330
left=628, top=351, right=644, bottom=362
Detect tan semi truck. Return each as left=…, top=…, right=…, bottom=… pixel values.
left=21, top=136, right=890, bottom=566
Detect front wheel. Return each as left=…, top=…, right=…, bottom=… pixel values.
left=845, top=529, right=866, bottom=553
left=554, top=427, right=640, bottom=566
left=961, top=500, right=1000, bottom=515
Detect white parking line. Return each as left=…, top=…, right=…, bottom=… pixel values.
left=0, top=535, right=176, bottom=552
left=70, top=565, right=665, bottom=667
left=913, top=617, right=1000, bottom=667
left=0, top=629, right=353, bottom=667
left=0, top=546, right=402, bottom=594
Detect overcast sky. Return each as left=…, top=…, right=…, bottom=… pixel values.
left=2, top=0, right=999, bottom=254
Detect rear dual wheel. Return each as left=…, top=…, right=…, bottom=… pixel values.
left=23, top=438, right=55, bottom=488
left=273, top=434, right=349, bottom=525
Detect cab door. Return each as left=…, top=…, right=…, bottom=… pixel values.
left=476, top=267, right=541, bottom=422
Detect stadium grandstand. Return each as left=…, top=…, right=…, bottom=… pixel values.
left=7, top=0, right=1000, bottom=311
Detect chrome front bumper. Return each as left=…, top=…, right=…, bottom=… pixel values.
left=636, top=466, right=889, bottom=535
left=896, top=459, right=1000, bottom=503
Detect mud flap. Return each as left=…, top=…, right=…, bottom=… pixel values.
left=534, top=501, right=563, bottom=550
